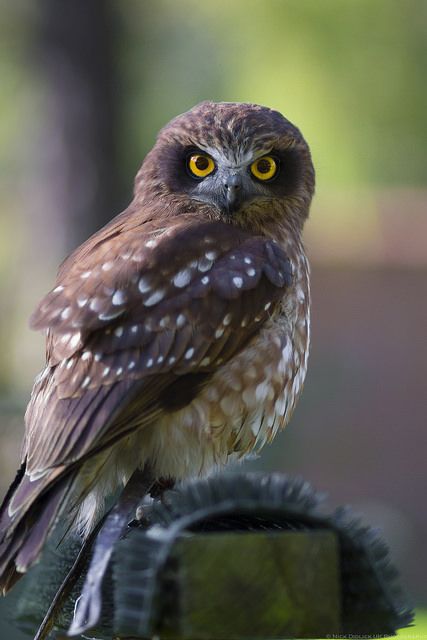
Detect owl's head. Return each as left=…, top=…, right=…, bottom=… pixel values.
left=136, top=102, right=315, bottom=235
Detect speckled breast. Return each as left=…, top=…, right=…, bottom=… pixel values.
left=149, top=249, right=311, bottom=480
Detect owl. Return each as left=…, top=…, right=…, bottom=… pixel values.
left=0, top=102, right=314, bottom=601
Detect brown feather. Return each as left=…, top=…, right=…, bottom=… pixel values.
left=24, top=222, right=292, bottom=478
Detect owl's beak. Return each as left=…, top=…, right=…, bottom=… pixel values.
left=222, top=173, right=243, bottom=213
left=195, top=170, right=250, bottom=214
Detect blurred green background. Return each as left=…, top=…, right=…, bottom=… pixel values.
left=0, top=0, right=426, bottom=637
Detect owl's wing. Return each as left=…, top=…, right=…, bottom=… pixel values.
left=24, top=219, right=292, bottom=477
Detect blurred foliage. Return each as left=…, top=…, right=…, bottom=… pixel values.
left=116, top=0, right=427, bottom=188
left=1, top=0, right=426, bottom=195
left=0, top=1, right=424, bottom=313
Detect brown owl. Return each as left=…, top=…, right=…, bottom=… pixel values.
left=0, top=101, right=314, bottom=629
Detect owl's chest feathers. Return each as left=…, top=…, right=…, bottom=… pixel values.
left=76, top=242, right=310, bottom=532
left=141, top=245, right=310, bottom=480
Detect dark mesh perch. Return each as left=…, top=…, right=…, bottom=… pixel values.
left=14, top=473, right=413, bottom=639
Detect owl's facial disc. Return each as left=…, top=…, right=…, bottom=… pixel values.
left=144, top=102, right=315, bottom=225
left=186, top=149, right=281, bottom=215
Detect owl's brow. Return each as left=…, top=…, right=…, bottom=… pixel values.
left=200, top=144, right=258, bottom=168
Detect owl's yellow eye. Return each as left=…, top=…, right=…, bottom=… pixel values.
left=250, top=155, right=278, bottom=181
left=187, top=153, right=216, bottom=178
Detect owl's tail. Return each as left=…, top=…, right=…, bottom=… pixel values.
left=0, top=463, right=74, bottom=595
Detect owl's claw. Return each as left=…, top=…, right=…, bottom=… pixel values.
left=127, top=504, right=145, bottom=528
left=127, top=478, right=176, bottom=531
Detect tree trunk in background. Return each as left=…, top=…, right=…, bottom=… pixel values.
left=10, top=0, right=127, bottom=394
left=37, top=0, right=123, bottom=251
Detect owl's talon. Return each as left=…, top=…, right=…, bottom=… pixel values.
left=135, top=504, right=145, bottom=521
